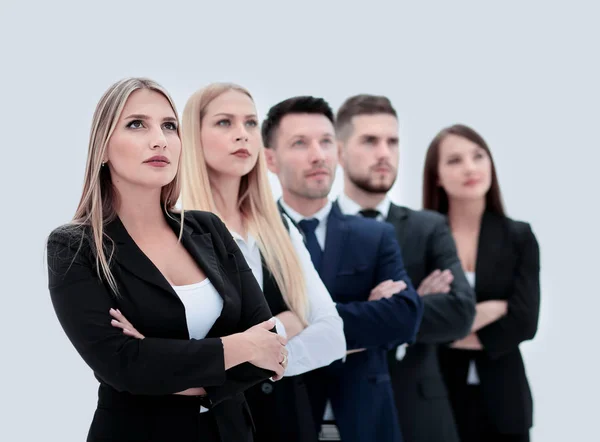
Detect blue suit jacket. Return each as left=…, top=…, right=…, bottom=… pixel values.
left=286, top=202, right=424, bottom=442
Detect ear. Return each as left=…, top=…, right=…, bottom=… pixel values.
left=264, top=147, right=279, bottom=174
left=337, top=141, right=346, bottom=170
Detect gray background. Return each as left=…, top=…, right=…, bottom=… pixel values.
left=1, top=1, right=597, bottom=440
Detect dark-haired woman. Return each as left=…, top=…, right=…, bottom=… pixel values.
left=422, top=124, right=540, bottom=442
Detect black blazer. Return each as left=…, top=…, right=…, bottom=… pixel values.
left=439, top=211, right=541, bottom=434
left=386, top=204, right=476, bottom=442
left=47, top=210, right=275, bottom=442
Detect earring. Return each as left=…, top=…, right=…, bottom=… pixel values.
left=101, top=162, right=106, bottom=167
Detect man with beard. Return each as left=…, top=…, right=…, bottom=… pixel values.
left=262, top=95, right=424, bottom=442
left=335, top=94, right=476, bottom=442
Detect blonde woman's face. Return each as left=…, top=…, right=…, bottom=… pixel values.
left=106, top=89, right=181, bottom=191
left=200, top=90, right=261, bottom=179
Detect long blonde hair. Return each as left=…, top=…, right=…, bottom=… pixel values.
left=181, top=83, right=308, bottom=323
left=72, top=77, right=183, bottom=294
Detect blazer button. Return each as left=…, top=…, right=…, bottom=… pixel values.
left=261, top=382, right=273, bottom=394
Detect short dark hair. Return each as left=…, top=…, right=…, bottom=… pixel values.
left=423, top=124, right=505, bottom=216
left=262, top=96, right=335, bottom=148
left=335, top=94, right=397, bottom=141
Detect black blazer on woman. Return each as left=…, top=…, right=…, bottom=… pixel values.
left=439, top=212, right=541, bottom=434
left=47, top=210, right=275, bottom=442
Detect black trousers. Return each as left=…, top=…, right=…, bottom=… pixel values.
left=452, top=384, right=529, bottom=442
left=87, top=387, right=222, bottom=442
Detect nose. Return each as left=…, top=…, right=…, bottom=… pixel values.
left=234, top=123, right=249, bottom=143
left=374, top=141, right=391, bottom=160
left=309, top=140, right=326, bottom=162
left=150, top=126, right=168, bottom=150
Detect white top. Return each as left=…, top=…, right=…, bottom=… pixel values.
left=279, top=199, right=332, bottom=249
left=337, top=193, right=392, bottom=221
left=172, top=279, right=223, bottom=414
left=172, top=279, right=223, bottom=340
left=229, top=214, right=346, bottom=377
left=463, top=270, right=480, bottom=385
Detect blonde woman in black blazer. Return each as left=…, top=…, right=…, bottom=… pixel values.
left=422, top=124, right=540, bottom=442
left=47, top=78, right=287, bottom=442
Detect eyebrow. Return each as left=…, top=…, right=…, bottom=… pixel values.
left=360, top=134, right=399, bottom=142
left=289, top=132, right=335, bottom=140
left=212, top=112, right=258, bottom=119
left=123, top=113, right=177, bottom=123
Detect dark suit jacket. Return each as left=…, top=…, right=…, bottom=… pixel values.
left=284, top=202, right=423, bottom=442
left=385, top=204, right=476, bottom=442
left=439, top=212, right=540, bottom=434
left=47, top=210, right=275, bottom=442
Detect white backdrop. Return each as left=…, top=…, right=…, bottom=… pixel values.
left=1, top=1, right=598, bottom=441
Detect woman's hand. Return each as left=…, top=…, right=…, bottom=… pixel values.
left=110, top=309, right=206, bottom=396
left=276, top=311, right=305, bottom=340
left=240, top=319, right=288, bottom=380
left=109, top=308, right=145, bottom=339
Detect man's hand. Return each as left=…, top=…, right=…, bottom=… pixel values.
left=276, top=311, right=305, bottom=340
left=451, top=332, right=482, bottom=350
left=417, top=269, right=454, bottom=296
left=369, top=280, right=407, bottom=301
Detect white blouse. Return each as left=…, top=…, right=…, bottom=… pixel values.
left=171, top=279, right=223, bottom=340
left=230, top=216, right=346, bottom=377
left=464, top=271, right=480, bottom=385
left=171, top=279, right=224, bottom=413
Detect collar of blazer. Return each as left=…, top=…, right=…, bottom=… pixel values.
left=386, top=203, right=409, bottom=223
left=104, top=211, right=226, bottom=298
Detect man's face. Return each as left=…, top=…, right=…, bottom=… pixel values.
left=266, top=113, right=338, bottom=200
left=339, top=113, right=399, bottom=194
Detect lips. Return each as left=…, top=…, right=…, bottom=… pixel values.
left=232, top=149, right=251, bottom=158
left=143, top=156, right=170, bottom=164
left=464, top=178, right=481, bottom=186
left=306, top=170, right=330, bottom=178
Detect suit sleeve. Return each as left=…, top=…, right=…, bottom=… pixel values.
left=476, top=223, right=540, bottom=360
left=203, top=214, right=275, bottom=406
left=335, top=223, right=424, bottom=349
left=417, top=217, right=476, bottom=343
left=47, top=231, right=227, bottom=396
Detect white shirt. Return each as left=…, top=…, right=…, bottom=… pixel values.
left=172, top=279, right=224, bottom=413
left=230, top=214, right=346, bottom=377
left=337, top=193, right=392, bottom=221
left=278, top=200, right=332, bottom=249
left=278, top=199, right=340, bottom=420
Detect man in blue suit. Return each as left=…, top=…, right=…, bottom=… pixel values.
left=262, top=96, right=424, bottom=442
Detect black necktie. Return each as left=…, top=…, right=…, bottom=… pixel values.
left=298, top=218, right=322, bottom=271
left=359, top=209, right=381, bottom=219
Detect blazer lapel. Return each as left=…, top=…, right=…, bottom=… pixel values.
left=107, top=213, right=225, bottom=299
left=321, top=203, right=349, bottom=290
left=386, top=203, right=409, bottom=243
left=474, top=211, right=502, bottom=295
left=107, top=217, right=175, bottom=296
left=165, top=214, right=226, bottom=297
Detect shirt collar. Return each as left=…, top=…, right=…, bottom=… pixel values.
left=279, top=198, right=332, bottom=224
left=338, top=193, right=392, bottom=219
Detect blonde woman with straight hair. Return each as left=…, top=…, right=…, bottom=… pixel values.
left=181, top=83, right=346, bottom=442
left=113, top=83, right=346, bottom=441
left=47, top=77, right=289, bottom=442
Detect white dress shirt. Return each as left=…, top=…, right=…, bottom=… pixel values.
left=279, top=199, right=340, bottom=421
left=278, top=200, right=332, bottom=249
left=337, top=193, right=392, bottom=221
left=230, top=213, right=346, bottom=377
